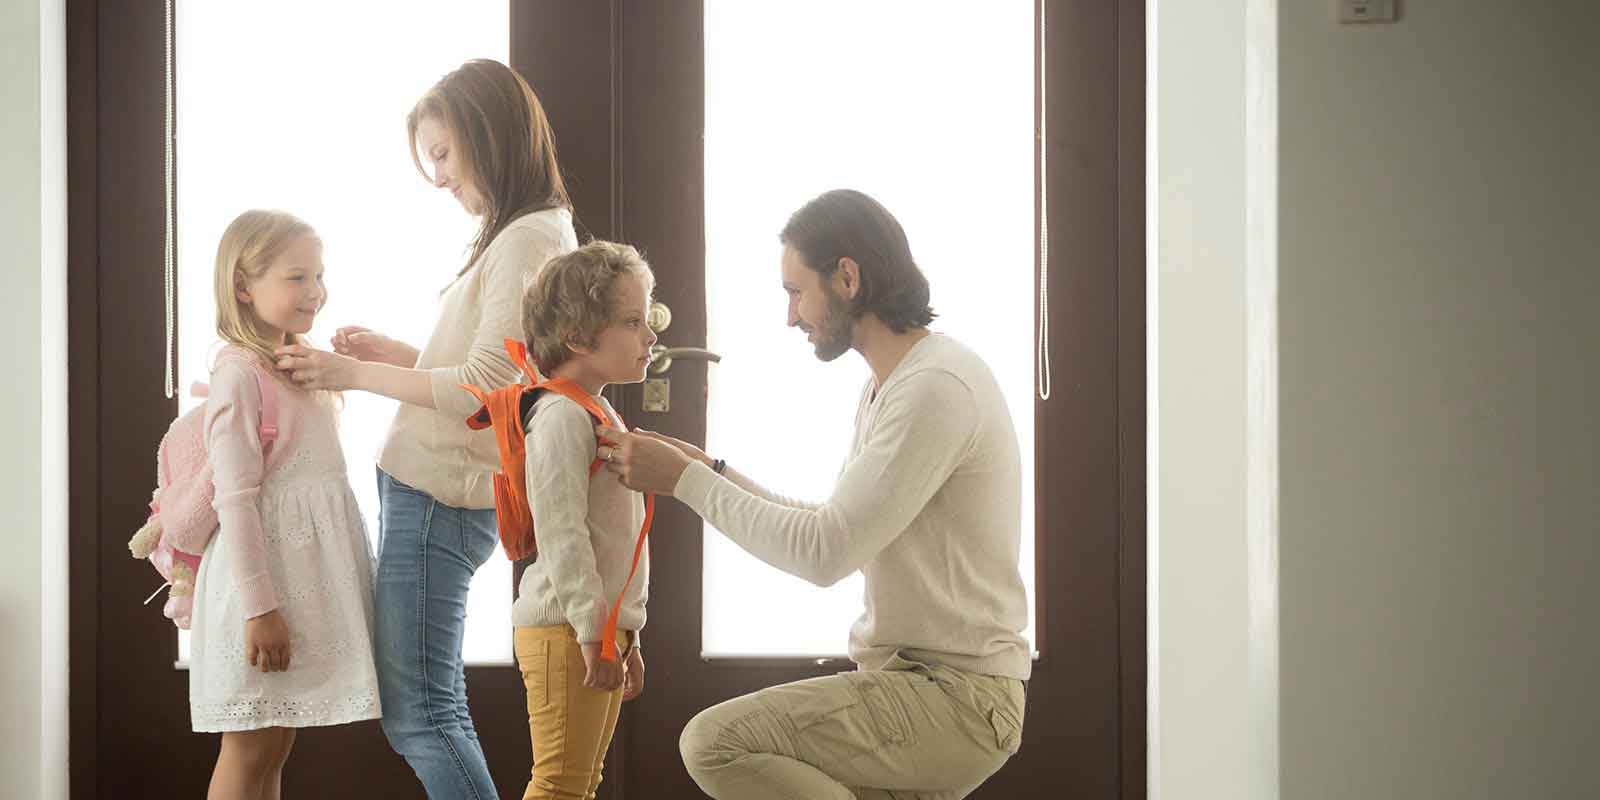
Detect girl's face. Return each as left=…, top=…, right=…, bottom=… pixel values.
left=238, top=234, right=326, bottom=344
left=416, top=115, right=487, bottom=217
left=575, top=273, right=657, bottom=389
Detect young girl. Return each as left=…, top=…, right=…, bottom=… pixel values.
left=190, top=209, right=381, bottom=800
left=272, top=59, right=578, bottom=798
left=514, top=240, right=655, bottom=799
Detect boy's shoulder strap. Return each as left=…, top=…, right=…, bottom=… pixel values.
left=535, top=377, right=611, bottom=427
left=534, top=379, right=616, bottom=476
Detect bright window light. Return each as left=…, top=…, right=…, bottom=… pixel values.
left=176, top=2, right=511, bottom=665
left=702, top=1, right=1036, bottom=658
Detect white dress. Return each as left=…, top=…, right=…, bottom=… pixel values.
left=189, top=350, right=381, bottom=732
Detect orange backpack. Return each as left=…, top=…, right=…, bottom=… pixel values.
left=460, top=339, right=653, bottom=662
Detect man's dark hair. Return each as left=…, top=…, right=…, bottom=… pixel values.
left=779, top=189, right=936, bottom=332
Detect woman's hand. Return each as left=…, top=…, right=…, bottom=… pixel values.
left=622, top=647, right=645, bottom=701
left=595, top=426, right=695, bottom=496
left=245, top=610, right=292, bottom=673
left=331, top=326, right=418, bottom=368
left=275, top=344, right=363, bottom=391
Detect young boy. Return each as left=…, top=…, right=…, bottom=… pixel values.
left=513, top=240, right=655, bottom=799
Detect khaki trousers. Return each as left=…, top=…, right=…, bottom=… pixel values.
left=679, top=653, right=1025, bottom=800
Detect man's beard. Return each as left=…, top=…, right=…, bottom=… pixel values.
left=810, top=285, right=855, bottom=362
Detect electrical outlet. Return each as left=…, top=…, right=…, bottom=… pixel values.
left=1337, top=0, right=1397, bottom=24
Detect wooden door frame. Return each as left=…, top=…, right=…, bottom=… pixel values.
left=68, top=1, right=1143, bottom=797
left=514, top=1, right=1146, bottom=798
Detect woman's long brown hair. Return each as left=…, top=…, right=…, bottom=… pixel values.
left=408, top=59, right=572, bottom=278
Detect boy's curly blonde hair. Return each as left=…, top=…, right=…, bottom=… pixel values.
left=523, top=240, right=655, bottom=373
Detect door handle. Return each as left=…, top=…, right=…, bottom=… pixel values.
left=647, top=301, right=673, bottom=334
left=648, top=345, right=722, bottom=376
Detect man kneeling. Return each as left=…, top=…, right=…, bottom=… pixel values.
left=601, top=189, right=1029, bottom=799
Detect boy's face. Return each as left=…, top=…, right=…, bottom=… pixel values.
left=238, top=234, right=326, bottom=343
left=587, top=272, right=657, bottom=385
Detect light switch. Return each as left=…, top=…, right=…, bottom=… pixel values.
left=1337, top=0, right=1397, bottom=24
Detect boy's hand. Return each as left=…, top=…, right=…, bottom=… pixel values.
left=622, top=647, right=645, bottom=701
left=245, top=610, right=292, bottom=673
left=580, top=641, right=624, bottom=692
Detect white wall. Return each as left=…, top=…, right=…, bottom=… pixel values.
left=39, top=0, right=69, bottom=794
left=1149, top=0, right=1280, bottom=797
left=1, top=0, right=68, bottom=797
left=1278, top=3, right=1599, bottom=798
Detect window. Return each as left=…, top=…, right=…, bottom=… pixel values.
left=702, top=0, right=1037, bottom=657
left=175, top=1, right=513, bottom=665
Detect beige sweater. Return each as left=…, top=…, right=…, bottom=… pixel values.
left=674, top=334, right=1031, bottom=680
left=378, top=208, right=578, bottom=508
left=512, top=392, right=649, bottom=644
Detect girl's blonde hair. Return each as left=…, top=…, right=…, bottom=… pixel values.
left=522, top=240, right=654, bottom=374
left=213, top=209, right=318, bottom=368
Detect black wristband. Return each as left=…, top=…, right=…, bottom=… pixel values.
left=711, top=458, right=727, bottom=475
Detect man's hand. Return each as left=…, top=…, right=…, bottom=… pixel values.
left=632, top=428, right=712, bottom=468
left=595, top=426, right=695, bottom=495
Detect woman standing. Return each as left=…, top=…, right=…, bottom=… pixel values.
left=275, top=59, right=577, bottom=798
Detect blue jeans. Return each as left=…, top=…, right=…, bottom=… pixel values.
left=375, top=469, right=501, bottom=799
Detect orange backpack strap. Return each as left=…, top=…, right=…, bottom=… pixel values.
left=504, top=337, right=542, bottom=384
left=537, top=377, right=616, bottom=476
left=600, top=493, right=653, bottom=662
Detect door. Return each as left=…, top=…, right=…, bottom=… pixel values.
left=68, top=2, right=1142, bottom=797
left=514, top=2, right=1146, bottom=798
left=68, top=2, right=538, bottom=797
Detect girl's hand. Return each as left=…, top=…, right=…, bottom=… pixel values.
left=275, top=344, right=361, bottom=391
left=332, top=326, right=418, bottom=368
left=245, top=610, right=292, bottom=673
left=622, top=647, right=645, bottom=701
left=579, top=641, right=624, bottom=692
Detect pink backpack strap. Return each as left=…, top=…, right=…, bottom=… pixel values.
left=251, top=364, right=279, bottom=456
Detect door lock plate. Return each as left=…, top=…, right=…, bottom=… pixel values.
left=643, top=378, right=670, bottom=413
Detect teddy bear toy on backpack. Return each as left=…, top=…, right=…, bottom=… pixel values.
left=128, top=366, right=277, bottom=629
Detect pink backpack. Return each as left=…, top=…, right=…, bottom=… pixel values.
left=127, top=360, right=278, bottom=629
